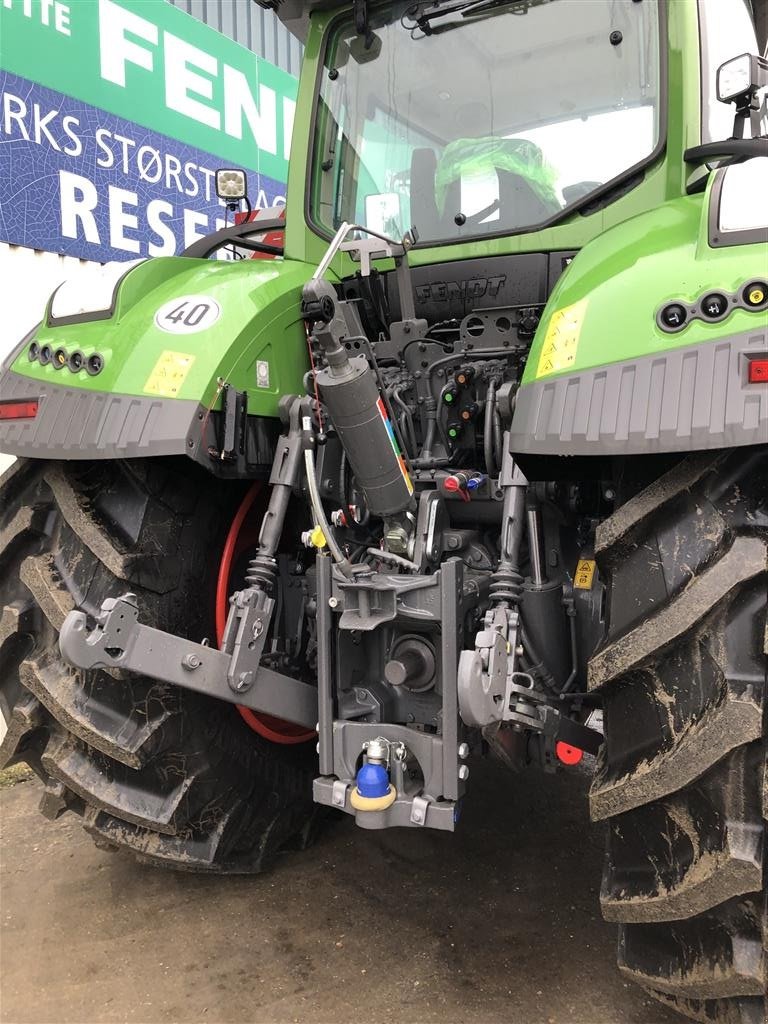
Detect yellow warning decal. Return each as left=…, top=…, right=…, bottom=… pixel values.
left=536, top=297, right=588, bottom=378
left=144, top=351, right=196, bottom=398
left=574, top=558, right=596, bottom=590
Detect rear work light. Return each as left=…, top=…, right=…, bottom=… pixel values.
left=747, top=358, right=768, bottom=384
left=0, top=399, right=39, bottom=420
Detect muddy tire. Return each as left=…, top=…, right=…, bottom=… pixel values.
left=589, top=450, right=767, bottom=1023
left=0, top=457, right=318, bottom=872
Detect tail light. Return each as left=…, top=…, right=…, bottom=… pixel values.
left=0, top=399, right=39, bottom=420
left=747, top=358, right=768, bottom=384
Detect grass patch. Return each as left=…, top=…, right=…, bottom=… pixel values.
left=0, top=763, right=34, bottom=788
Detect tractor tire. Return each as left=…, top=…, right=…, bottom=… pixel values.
left=589, top=449, right=767, bottom=1023
left=0, top=457, right=319, bottom=873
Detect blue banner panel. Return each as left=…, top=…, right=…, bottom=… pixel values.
left=0, top=70, right=286, bottom=263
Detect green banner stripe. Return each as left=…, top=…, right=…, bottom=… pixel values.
left=0, top=0, right=297, bottom=180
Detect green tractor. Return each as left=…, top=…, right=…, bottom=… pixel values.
left=1, top=1, right=766, bottom=1018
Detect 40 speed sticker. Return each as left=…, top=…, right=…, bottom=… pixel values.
left=154, top=295, right=221, bottom=334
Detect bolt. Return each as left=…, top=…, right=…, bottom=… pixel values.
left=458, top=765, right=470, bottom=781
left=252, top=618, right=264, bottom=639
left=328, top=596, right=339, bottom=609
left=516, top=644, right=524, bottom=656
left=458, top=743, right=470, bottom=759
left=413, top=810, right=423, bottom=823
left=182, top=653, right=202, bottom=671
left=234, top=672, right=252, bottom=692
left=604, top=488, right=616, bottom=501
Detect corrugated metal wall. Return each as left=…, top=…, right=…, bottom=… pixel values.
left=167, top=0, right=303, bottom=75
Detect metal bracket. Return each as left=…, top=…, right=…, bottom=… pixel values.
left=59, top=593, right=318, bottom=729
left=219, top=385, right=247, bottom=461
left=220, top=587, right=274, bottom=694
left=458, top=604, right=521, bottom=727
left=331, top=780, right=349, bottom=809
left=410, top=794, right=432, bottom=826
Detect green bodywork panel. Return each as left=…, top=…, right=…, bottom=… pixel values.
left=3, top=1, right=759, bottom=426
left=520, top=178, right=768, bottom=388
left=11, top=257, right=318, bottom=416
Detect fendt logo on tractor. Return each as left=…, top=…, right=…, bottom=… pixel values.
left=415, top=275, right=507, bottom=303
left=0, top=2, right=766, bottom=1021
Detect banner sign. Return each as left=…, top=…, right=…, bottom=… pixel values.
left=0, top=0, right=297, bottom=262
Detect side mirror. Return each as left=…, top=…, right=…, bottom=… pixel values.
left=215, top=168, right=248, bottom=203
left=365, top=193, right=402, bottom=237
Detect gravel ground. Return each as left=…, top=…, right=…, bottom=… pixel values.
left=0, top=761, right=680, bottom=1024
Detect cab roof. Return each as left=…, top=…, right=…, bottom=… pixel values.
left=255, top=1, right=344, bottom=43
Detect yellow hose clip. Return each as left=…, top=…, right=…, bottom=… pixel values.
left=309, top=525, right=327, bottom=549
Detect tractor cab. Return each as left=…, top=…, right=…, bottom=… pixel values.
left=272, top=0, right=765, bottom=271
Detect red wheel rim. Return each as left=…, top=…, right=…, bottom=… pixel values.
left=216, top=482, right=315, bottom=745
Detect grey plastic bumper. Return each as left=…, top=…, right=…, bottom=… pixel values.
left=0, top=366, right=200, bottom=460
left=509, top=328, right=768, bottom=456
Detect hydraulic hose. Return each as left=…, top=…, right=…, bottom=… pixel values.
left=519, top=626, right=559, bottom=696
left=304, top=447, right=354, bottom=578
left=484, top=379, right=498, bottom=477
left=421, top=408, right=436, bottom=460
left=392, top=387, right=417, bottom=457
left=493, top=406, right=503, bottom=472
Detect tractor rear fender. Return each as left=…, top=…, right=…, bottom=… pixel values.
left=0, top=254, right=319, bottom=465
left=510, top=159, right=768, bottom=456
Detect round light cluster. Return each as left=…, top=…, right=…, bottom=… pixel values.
left=658, top=280, right=768, bottom=333
left=28, top=342, right=104, bottom=375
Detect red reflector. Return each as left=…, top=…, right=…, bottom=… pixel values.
left=748, top=358, right=768, bottom=384
left=0, top=400, right=39, bottom=421
left=555, top=741, right=583, bottom=766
